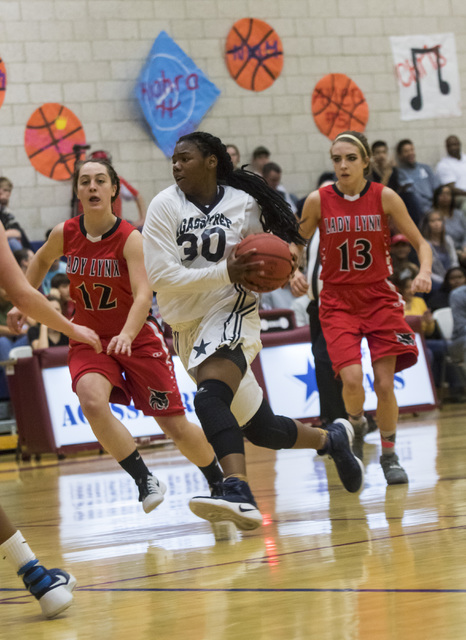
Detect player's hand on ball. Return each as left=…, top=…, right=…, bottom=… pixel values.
left=227, top=248, right=265, bottom=288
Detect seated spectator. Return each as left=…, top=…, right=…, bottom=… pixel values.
left=398, top=276, right=459, bottom=395
left=40, top=229, right=67, bottom=295
left=0, top=285, right=29, bottom=402
left=50, top=273, right=74, bottom=320
left=0, top=177, right=31, bottom=251
left=449, top=279, right=466, bottom=371
left=296, top=172, right=335, bottom=218
left=75, top=150, right=146, bottom=228
left=13, top=248, right=34, bottom=274
left=396, top=139, right=438, bottom=215
left=226, top=143, right=241, bottom=170
left=262, top=162, right=297, bottom=214
left=389, top=234, right=419, bottom=282
left=420, top=211, right=459, bottom=287
left=427, top=266, right=466, bottom=311
left=431, top=184, right=466, bottom=266
left=249, top=145, right=270, bottom=176
left=369, top=140, right=401, bottom=191
left=27, top=295, right=69, bottom=350
left=435, top=135, right=466, bottom=199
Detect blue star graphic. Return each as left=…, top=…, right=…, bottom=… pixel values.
left=294, top=360, right=318, bottom=401
left=193, top=339, right=211, bottom=358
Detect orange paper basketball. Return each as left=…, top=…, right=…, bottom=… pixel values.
left=0, top=58, right=6, bottom=109
left=24, top=103, right=86, bottom=181
left=312, top=73, right=369, bottom=140
left=236, top=233, right=293, bottom=292
left=225, top=18, right=284, bottom=92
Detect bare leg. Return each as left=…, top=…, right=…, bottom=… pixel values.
left=155, top=414, right=216, bottom=468
left=0, top=506, right=16, bottom=544
left=76, top=372, right=136, bottom=462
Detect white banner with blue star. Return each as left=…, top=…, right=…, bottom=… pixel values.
left=259, top=335, right=435, bottom=419
left=136, top=31, right=221, bottom=157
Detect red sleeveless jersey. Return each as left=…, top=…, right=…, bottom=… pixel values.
left=63, top=216, right=136, bottom=338
left=318, top=181, right=392, bottom=285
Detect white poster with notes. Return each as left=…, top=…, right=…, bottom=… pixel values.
left=390, top=33, right=461, bottom=121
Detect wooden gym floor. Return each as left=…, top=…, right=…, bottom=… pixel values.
left=1, top=405, right=466, bottom=639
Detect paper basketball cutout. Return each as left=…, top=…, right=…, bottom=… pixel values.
left=0, top=57, right=6, bottom=109
left=24, top=103, right=86, bottom=181
left=312, top=73, right=369, bottom=140
left=225, top=18, right=284, bottom=92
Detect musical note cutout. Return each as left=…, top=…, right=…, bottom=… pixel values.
left=390, top=33, right=461, bottom=121
left=410, top=45, right=450, bottom=111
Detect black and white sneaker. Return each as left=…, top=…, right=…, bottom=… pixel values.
left=189, top=477, right=263, bottom=530
left=318, top=419, right=364, bottom=493
left=138, top=474, right=167, bottom=513
left=18, top=560, right=76, bottom=618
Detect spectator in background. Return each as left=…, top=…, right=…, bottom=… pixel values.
left=431, top=184, right=466, bottom=266
left=427, top=266, right=466, bottom=311
left=421, top=210, right=459, bottom=288
left=50, top=273, right=74, bottom=320
left=76, top=151, right=146, bottom=229
left=0, top=177, right=31, bottom=252
left=27, top=295, right=69, bottom=350
left=369, top=140, right=401, bottom=191
left=226, top=144, right=241, bottom=170
left=389, top=234, right=420, bottom=282
left=449, top=278, right=466, bottom=379
left=41, top=229, right=67, bottom=295
left=435, top=135, right=466, bottom=199
left=396, top=139, right=438, bottom=215
left=249, top=145, right=270, bottom=176
left=262, top=161, right=297, bottom=214
left=0, top=285, right=29, bottom=403
left=13, top=248, right=34, bottom=274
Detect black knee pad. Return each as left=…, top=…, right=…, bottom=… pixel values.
left=210, top=344, right=247, bottom=376
left=242, top=399, right=298, bottom=450
left=194, top=379, right=244, bottom=458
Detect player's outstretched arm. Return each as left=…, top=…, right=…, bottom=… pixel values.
left=1, top=224, right=102, bottom=353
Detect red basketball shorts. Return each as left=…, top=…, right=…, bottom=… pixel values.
left=319, top=279, right=418, bottom=375
left=68, top=320, right=185, bottom=417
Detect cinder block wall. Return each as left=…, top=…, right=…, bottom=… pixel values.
left=1, top=0, right=465, bottom=240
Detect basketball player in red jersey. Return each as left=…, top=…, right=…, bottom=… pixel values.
left=298, top=131, right=432, bottom=484
left=9, top=158, right=224, bottom=513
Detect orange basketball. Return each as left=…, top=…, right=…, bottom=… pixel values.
left=312, top=73, right=369, bottom=140
left=0, top=58, right=6, bottom=109
left=225, top=18, right=284, bottom=92
left=24, top=103, right=86, bottom=181
left=236, top=233, right=293, bottom=292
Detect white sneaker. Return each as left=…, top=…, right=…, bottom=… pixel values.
left=138, top=474, right=167, bottom=513
left=19, top=561, right=77, bottom=618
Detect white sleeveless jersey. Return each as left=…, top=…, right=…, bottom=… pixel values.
left=142, top=184, right=264, bottom=326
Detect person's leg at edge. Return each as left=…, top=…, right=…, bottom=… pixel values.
left=0, top=506, right=76, bottom=618
left=155, top=414, right=223, bottom=489
left=339, top=363, right=368, bottom=460
left=372, top=356, right=408, bottom=485
left=76, top=372, right=166, bottom=512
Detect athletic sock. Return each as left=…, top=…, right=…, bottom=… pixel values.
left=1, top=530, right=36, bottom=572
left=118, top=449, right=151, bottom=483
left=380, top=429, right=396, bottom=455
left=198, top=457, right=223, bottom=486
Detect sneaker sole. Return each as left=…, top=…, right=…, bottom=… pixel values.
left=40, top=573, right=77, bottom=619
left=143, top=481, right=167, bottom=514
left=334, top=419, right=365, bottom=493
left=189, top=497, right=263, bottom=531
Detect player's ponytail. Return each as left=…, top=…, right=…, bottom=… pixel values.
left=177, top=132, right=305, bottom=245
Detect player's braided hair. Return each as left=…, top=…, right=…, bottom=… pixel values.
left=72, top=158, right=121, bottom=203
left=177, top=132, right=305, bottom=245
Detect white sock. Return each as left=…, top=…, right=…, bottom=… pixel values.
left=1, top=530, right=36, bottom=572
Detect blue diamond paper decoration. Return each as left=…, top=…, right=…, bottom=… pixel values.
left=136, top=31, right=221, bottom=157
